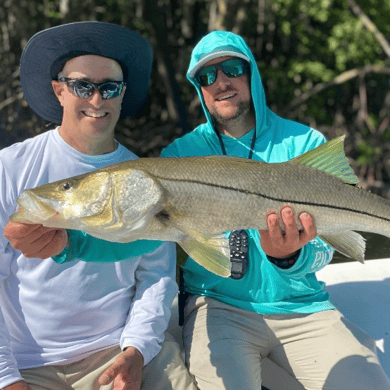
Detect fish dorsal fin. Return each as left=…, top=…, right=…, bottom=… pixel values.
left=289, top=136, right=359, bottom=185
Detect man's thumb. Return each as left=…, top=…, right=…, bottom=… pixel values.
left=99, top=365, right=118, bottom=385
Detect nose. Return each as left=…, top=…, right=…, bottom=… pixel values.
left=88, top=90, right=104, bottom=107
left=214, top=69, right=231, bottom=89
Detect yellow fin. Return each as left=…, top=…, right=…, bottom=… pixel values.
left=290, top=136, right=359, bottom=185
left=320, top=231, right=366, bottom=263
left=178, top=233, right=231, bottom=278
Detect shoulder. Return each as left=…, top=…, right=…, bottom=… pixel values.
left=273, top=116, right=327, bottom=156
left=0, top=131, right=53, bottom=171
left=161, top=124, right=215, bottom=157
left=116, top=143, right=138, bottom=161
left=0, top=130, right=52, bottom=157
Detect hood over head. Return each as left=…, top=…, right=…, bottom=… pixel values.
left=187, top=31, right=267, bottom=136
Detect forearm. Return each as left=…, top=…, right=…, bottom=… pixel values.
left=0, top=238, right=24, bottom=389
left=53, top=230, right=164, bottom=264
left=0, top=305, right=24, bottom=390
left=0, top=353, right=24, bottom=390
left=120, top=242, right=178, bottom=365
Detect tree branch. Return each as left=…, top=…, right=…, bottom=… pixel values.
left=286, top=63, right=390, bottom=111
left=0, top=92, right=23, bottom=111
left=347, top=0, right=390, bottom=59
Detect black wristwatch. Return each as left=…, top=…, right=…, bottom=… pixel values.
left=266, top=249, right=301, bottom=269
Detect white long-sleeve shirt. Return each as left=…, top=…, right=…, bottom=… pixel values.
left=0, top=129, right=177, bottom=388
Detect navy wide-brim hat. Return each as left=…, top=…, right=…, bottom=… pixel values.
left=20, top=21, right=153, bottom=123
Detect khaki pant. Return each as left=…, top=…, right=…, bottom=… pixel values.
left=20, top=332, right=197, bottom=390
left=183, top=295, right=390, bottom=390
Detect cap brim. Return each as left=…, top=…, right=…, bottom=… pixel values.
left=189, top=51, right=250, bottom=78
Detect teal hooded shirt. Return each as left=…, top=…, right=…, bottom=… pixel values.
left=54, top=31, right=335, bottom=314
left=160, top=31, right=335, bottom=314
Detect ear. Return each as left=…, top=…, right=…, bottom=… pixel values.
left=51, top=80, right=65, bottom=107
left=121, top=84, right=126, bottom=99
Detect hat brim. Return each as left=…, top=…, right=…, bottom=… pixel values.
left=20, top=21, right=153, bottom=124
left=188, top=50, right=250, bottom=78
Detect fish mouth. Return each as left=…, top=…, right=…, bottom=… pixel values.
left=10, top=190, right=58, bottom=224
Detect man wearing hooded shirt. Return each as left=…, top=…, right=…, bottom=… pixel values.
left=6, top=31, right=390, bottom=389
left=0, top=22, right=197, bottom=390
left=159, top=31, right=390, bottom=390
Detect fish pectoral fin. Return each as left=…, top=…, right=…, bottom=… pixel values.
left=178, top=233, right=231, bottom=278
left=319, top=231, right=366, bottom=263
left=289, top=136, right=359, bottom=185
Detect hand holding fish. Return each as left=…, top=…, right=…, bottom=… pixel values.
left=98, top=346, right=144, bottom=390
left=4, top=221, right=68, bottom=259
left=259, top=206, right=317, bottom=259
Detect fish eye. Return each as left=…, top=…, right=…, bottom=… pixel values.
left=61, top=182, right=72, bottom=191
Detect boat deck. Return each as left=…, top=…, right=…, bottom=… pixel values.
left=167, top=259, right=390, bottom=389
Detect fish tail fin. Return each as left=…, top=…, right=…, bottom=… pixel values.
left=178, top=233, right=231, bottom=278
left=320, top=231, right=366, bottom=263
left=290, top=136, right=359, bottom=185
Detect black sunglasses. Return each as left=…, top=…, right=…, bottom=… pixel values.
left=195, top=58, right=250, bottom=87
left=58, top=77, right=126, bottom=100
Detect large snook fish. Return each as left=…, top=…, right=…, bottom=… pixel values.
left=10, top=136, right=390, bottom=277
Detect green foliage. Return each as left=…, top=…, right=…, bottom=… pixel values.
left=356, top=141, right=382, bottom=165
left=289, top=61, right=335, bottom=83
left=1, top=0, right=390, bottom=195
left=329, top=18, right=383, bottom=71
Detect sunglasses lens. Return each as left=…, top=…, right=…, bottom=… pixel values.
left=64, top=79, right=124, bottom=100
left=98, top=82, right=124, bottom=100
left=72, top=81, right=94, bottom=99
left=220, top=59, right=247, bottom=78
left=196, top=67, right=217, bottom=87
left=196, top=59, right=248, bottom=87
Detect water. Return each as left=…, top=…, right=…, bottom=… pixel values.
left=332, top=232, right=390, bottom=263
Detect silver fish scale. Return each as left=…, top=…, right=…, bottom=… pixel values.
left=9, top=149, right=390, bottom=270
left=103, top=156, right=390, bottom=238
left=11, top=154, right=390, bottom=246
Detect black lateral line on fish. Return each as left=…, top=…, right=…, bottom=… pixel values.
left=160, top=177, right=390, bottom=223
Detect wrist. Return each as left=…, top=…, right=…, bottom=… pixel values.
left=266, top=249, right=301, bottom=269
left=123, top=346, right=144, bottom=366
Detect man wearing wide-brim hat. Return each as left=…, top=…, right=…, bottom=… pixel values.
left=1, top=21, right=196, bottom=390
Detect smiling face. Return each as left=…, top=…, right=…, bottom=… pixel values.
left=51, top=55, right=126, bottom=155
left=199, top=56, right=255, bottom=137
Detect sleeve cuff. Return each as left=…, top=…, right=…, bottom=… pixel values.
left=121, top=339, right=161, bottom=366
left=0, top=371, right=24, bottom=389
left=52, top=230, right=80, bottom=264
